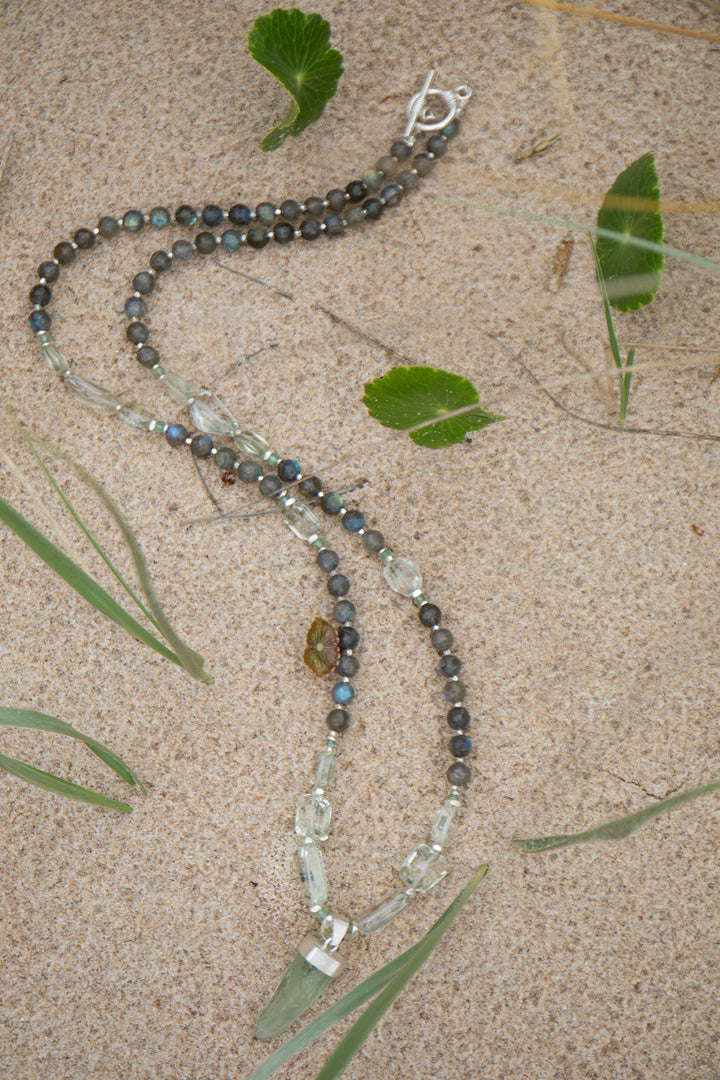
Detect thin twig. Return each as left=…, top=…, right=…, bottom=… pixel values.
left=191, top=455, right=224, bottom=513
left=182, top=478, right=370, bottom=529
left=317, top=306, right=417, bottom=365
left=215, top=261, right=295, bottom=300
left=215, top=343, right=279, bottom=386
left=519, top=0, right=720, bottom=42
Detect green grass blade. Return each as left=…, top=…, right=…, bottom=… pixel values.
left=0, top=492, right=182, bottom=667
left=0, top=706, right=144, bottom=793
left=243, top=865, right=488, bottom=1080
left=619, top=347, right=635, bottom=427
left=514, top=779, right=720, bottom=853
left=0, top=751, right=133, bottom=811
left=590, top=239, right=622, bottom=371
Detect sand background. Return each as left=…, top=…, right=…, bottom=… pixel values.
left=1, top=2, right=719, bottom=1077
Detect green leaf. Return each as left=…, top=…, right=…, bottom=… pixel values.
left=247, top=8, right=343, bottom=151
left=363, top=366, right=503, bottom=449
left=596, top=152, right=664, bottom=311
left=243, top=865, right=489, bottom=1080
left=619, top=347, right=635, bottom=427
left=514, top=778, right=720, bottom=853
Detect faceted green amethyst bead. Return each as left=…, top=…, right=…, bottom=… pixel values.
left=313, top=746, right=337, bottom=789
left=295, top=793, right=332, bottom=842
left=356, top=889, right=412, bottom=935
left=62, top=372, right=121, bottom=412
left=295, top=841, right=328, bottom=910
left=161, top=370, right=194, bottom=405
left=189, top=391, right=239, bottom=436
left=382, top=556, right=423, bottom=596
left=430, top=796, right=462, bottom=848
left=39, top=343, right=70, bottom=376
left=284, top=501, right=321, bottom=541
left=253, top=950, right=332, bottom=1040
left=117, top=404, right=159, bottom=432
left=234, top=430, right=271, bottom=460
left=399, top=843, right=448, bottom=893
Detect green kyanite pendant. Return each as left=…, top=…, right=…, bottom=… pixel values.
left=253, top=922, right=350, bottom=1041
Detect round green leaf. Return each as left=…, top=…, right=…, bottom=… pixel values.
left=363, top=366, right=503, bottom=449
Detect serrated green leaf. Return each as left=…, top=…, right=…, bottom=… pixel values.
left=363, top=366, right=503, bottom=449
left=596, top=152, right=664, bottom=311
left=247, top=8, right=343, bottom=151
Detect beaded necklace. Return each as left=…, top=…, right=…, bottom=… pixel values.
left=26, top=69, right=473, bottom=1039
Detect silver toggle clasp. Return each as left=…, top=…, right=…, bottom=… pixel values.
left=403, top=66, right=472, bottom=142
left=299, top=915, right=352, bottom=978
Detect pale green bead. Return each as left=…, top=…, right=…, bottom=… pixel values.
left=430, top=796, right=462, bottom=848
left=234, top=430, right=271, bottom=460
left=382, top=556, right=423, bottom=596
left=62, top=372, right=121, bottom=412
left=295, top=793, right=332, bottom=842
left=313, top=747, right=337, bottom=789
left=356, top=889, right=411, bottom=935
left=399, top=843, right=448, bottom=893
left=40, top=343, right=70, bottom=376
left=161, top=370, right=194, bottom=404
left=284, top=501, right=322, bottom=541
left=117, top=404, right=157, bottom=432
left=189, top=391, right=239, bottom=436
left=295, top=841, right=328, bottom=910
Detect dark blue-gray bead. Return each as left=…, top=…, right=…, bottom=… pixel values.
left=321, top=492, right=343, bottom=515
left=54, top=241, right=75, bottom=265
left=398, top=170, right=419, bottom=192
left=419, top=603, right=441, bottom=627
left=215, top=447, right=237, bottom=470
left=391, top=139, right=413, bottom=159
left=126, top=321, right=149, bottom=344
left=277, top=459, right=301, bottom=482
left=337, top=654, right=359, bottom=677
left=98, top=216, right=120, bottom=239
left=175, top=205, right=198, bottom=227
left=323, top=214, right=344, bottom=236
left=30, top=284, right=51, bottom=307
left=441, top=118, right=460, bottom=139
left=338, top=626, right=359, bottom=650
left=342, top=510, right=365, bottom=533
left=202, top=204, right=223, bottom=226
left=450, top=734, right=472, bottom=757
left=332, top=682, right=354, bottom=705
left=328, top=574, right=350, bottom=597
left=447, top=706, right=470, bottom=731
left=431, top=627, right=454, bottom=652
left=29, top=309, right=51, bottom=331
left=326, top=189, right=346, bottom=211
left=150, top=250, right=172, bottom=274
left=334, top=600, right=356, bottom=623
left=273, top=222, right=295, bottom=244
left=38, top=260, right=60, bottom=283
left=122, top=210, right=145, bottom=233
left=304, top=196, right=325, bottom=218
left=447, top=761, right=471, bottom=786
left=439, top=654, right=462, bottom=677
left=280, top=199, right=302, bottom=221
left=344, top=205, right=365, bottom=228
left=124, top=296, right=147, bottom=318
left=221, top=230, right=242, bottom=252
left=326, top=708, right=350, bottom=732
left=74, top=227, right=95, bottom=250
left=165, top=423, right=188, bottom=446
left=191, top=434, right=214, bottom=457
left=427, top=134, right=448, bottom=158
left=413, top=154, right=435, bottom=177
left=247, top=226, right=268, bottom=249
left=137, top=345, right=159, bottom=368
left=361, top=529, right=384, bottom=553
left=301, top=219, right=321, bottom=241
left=345, top=180, right=367, bottom=203
left=299, top=475, right=322, bottom=497
left=381, top=184, right=403, bottom=208
left=237, top=460, right=261, bottom=483
left=149, top=206, right=171, bottom=228
left=172, top=240, right=195, bottom=262
left=228, top=203, right=252, bottom=226
left=259, top=475, right=283, bottom=497
left=196, top=232, right=218, bottom=254
left=443, top=681, right=466, bottom=703
left=363, top=198, right=384, bottom=221
left=132, top=271, right=155, bottom=295
left=317, top=549, right=339, bottom=573
left=255, top=202, right=276, bottom=225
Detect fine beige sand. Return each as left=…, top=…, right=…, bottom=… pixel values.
left=1, top=2, right=719, bottom=1078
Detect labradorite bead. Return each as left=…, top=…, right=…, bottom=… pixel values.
left=376, top=155, right=397, bottom=177
left=343, top=205, right=365, bottom=228
left=381, top=184, right=403, bottom=208
left=229, top=203, right=252, bottom=225
left=323, top=214, right=344, bottom=237
left=132, top=271, right=155, bottom=295
left=413, top=153, right=435, bottom=176
left=363, top=198, right=383, bottom=221
left=191, top=434, right=214, bottom=457
left=29, top=309, right=51, bottom=331
left=30, top=284, right=51, bottom=307
left=361, top=169, right=383, bottom=192
left=301, top=219, right=321, bottom=241
left=328, top=574, right=349, bottom=597
left=259, top=475, right=283, bottom=497
left=196, top=232, right=218, bottom=254
left=447, top=761, right=471, bottom=786
left=317, top=549, right=339, bottom=573
left=221, top=229, right=242, bottom=252
left=431, top=627, right=454, bottom=653
left=332, top=682, right=354, bottom=705
left=346, top=180, right=367, bottom=203
left=255, top=202, right=276, bottom=225
left=391, top=139, right=412, bottom=159
left=439, top=654, right=462, bottom=677
left=137, top=345, right=159, bottom=368
left=342, top=510, right=365, bottom=532
left=202, top=204, right=223, bottom=226
left=123, top=210, right=145, bottom=233
left=126, top=321, right=149, bottom=344
left=165, top=423, right=188, bottom=446
left=172, top=240, right=195, bottom=262
left=326, top=189, right=346, bottom=211
left=38, top=260, right=59, bottom=283
left=304, top=196, right=325, bottom=218
left=419, top=603, right=441, bottom=627
left=444, top=680, right=466, bottom=703
left=247, top=226, right=268, bottom=249
left=361, top=529, right=384, bottom=553
left=337, top=654, right=359, bottom=677
left=124, top=296, right=147, bottom=318
left=327, top=708, right=350, bottom=733
left=450, top=734, right=472, bottom=757
left=274, top=222, right=295, bottom=244
left=448, top=706, right=470, bottom=730
left=338, top=626, right=359, bottom=650
left=299, top=475, right=322, bottom=497
left=175, top=205, right=198, bottom=226
left=334, top=600, right=356, bottom=623
left=215, top=447, right=237, bottom=470
left=150, top=250, right=172, bottom=274
left=238, top=460, right=261, bottom=483
left=321, top=492, right=343, bottom=515
left=98, top=216, right=120, bottom=239
left=277, top=459, right=301, bottom=481
left=280, top=199, right=301, bottom=221
left=442, top=118, right=460, bottom=138
left=427, top=134, right=448, bottom=158
left=149, top=206, right=171, bottom=228
left=54, top=241, right=76, bottom=265
left=74, top=227, right=95, bottom=250
left=398, top=170, right=418, bottom=192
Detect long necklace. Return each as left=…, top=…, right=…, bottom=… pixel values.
left=27, top=68, right=474, bottom=1039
